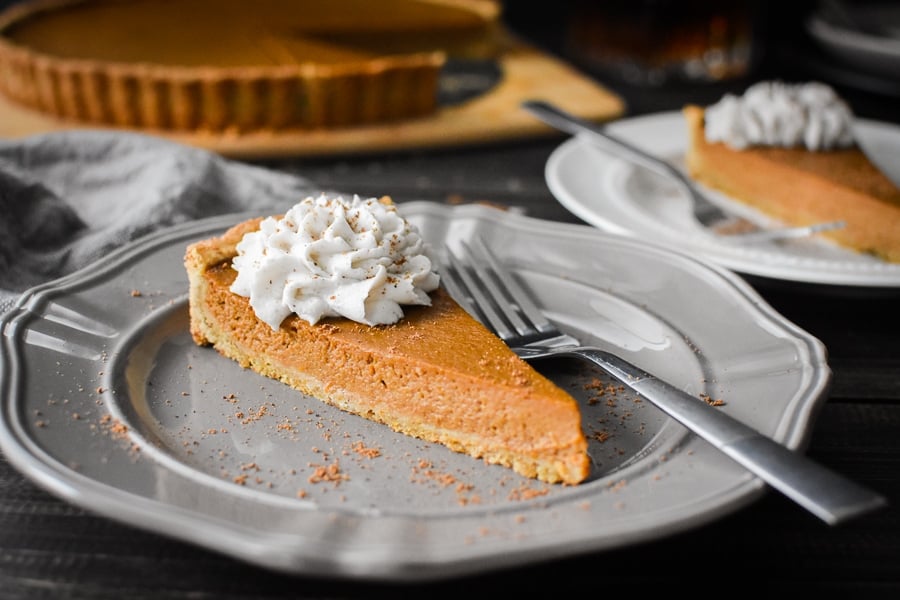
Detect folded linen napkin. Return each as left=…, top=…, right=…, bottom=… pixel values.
left=0, top=130, right=320, bottom=314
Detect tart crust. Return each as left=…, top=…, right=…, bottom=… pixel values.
left=0, top=0, right=502, bottom=132
left=684, top=104, right=900, bottom=263
left=184, top=215, right=591, bottom=485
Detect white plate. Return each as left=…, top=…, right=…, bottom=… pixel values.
left=545, top=111, right=900, bottom=288
left=0, top=203, right=830, bottom=581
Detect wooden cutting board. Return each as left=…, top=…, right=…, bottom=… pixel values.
left=0, top=40, right=624, bottom=159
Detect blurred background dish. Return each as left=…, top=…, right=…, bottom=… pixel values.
left=562, top=0, right=760, bottom=87
left=0, top=0, right=625, bottom=158
left=806, top=0, right=900, bottom=82
left=0, top=0, right=504, bottom=132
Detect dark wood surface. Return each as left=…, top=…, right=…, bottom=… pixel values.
left=2, top=4, right=899, bottom=596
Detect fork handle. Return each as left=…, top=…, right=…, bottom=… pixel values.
left=522, top=100, right=691, bottom=189
left=567, top=346, right=887, bottom=525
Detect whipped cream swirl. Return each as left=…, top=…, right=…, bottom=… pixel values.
left=230, top=194, right=440, bottom=328
left=704, top=81, right=855, bottom=151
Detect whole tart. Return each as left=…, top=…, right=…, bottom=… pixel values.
left=684, top=105, right=900, bottom=263
left=0, top=0, right=502, bottom=132
left=184, top=215, right=591, bottom=485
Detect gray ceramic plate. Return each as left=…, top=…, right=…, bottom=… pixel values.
left=0, top=202, right=830, bottom=581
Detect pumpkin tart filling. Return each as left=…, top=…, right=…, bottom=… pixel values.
left=183, top=197, right=590, bottom=485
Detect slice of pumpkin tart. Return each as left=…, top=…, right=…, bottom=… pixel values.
left=184, top=196, right=590, bottom=485
left=682, top=81, right=900, bottom=263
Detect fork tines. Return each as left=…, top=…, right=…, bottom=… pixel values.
left=441, top=237, right=557, bottom=345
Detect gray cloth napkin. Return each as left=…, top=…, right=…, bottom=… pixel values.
left=0, top=129, right=321, bottom=314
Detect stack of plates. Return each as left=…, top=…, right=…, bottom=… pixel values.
left=806, top=3, right=900, bottom=91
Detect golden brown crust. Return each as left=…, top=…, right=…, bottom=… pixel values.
left=684, top=104, right=900, bottom=262
left=0, top=0, right=503, bottom=132
left=184, top=215, right=590, bottom=485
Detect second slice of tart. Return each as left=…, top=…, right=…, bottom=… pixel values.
left=683, top=101, right=900, bottom=263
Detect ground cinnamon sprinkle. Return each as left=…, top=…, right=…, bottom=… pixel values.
left=351, top=440, right=381, bottom=458
left=584, top=378, right=628, bottom=405
left=308, top=460, right=348, bottom=485
left=409, top=461, right=457, bottom=487
left=584, top=377, right=604, bottom=391
left=455, top=482, right=481, bottom=506
left=507, top=482, right=550, bottom=502
left=590, top=428, right=611, bottom=443
left=240, top=404, right=270, bottom=424
left=430, top=470, right=457, bottom=487
left=95, top=415, right=130, bottom=441
left=700, top=393, right=726, bottom=406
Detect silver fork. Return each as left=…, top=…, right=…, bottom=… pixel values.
left=522, top=100, right=846, bottom=243
left=441, top=236, right=886, bottom=525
